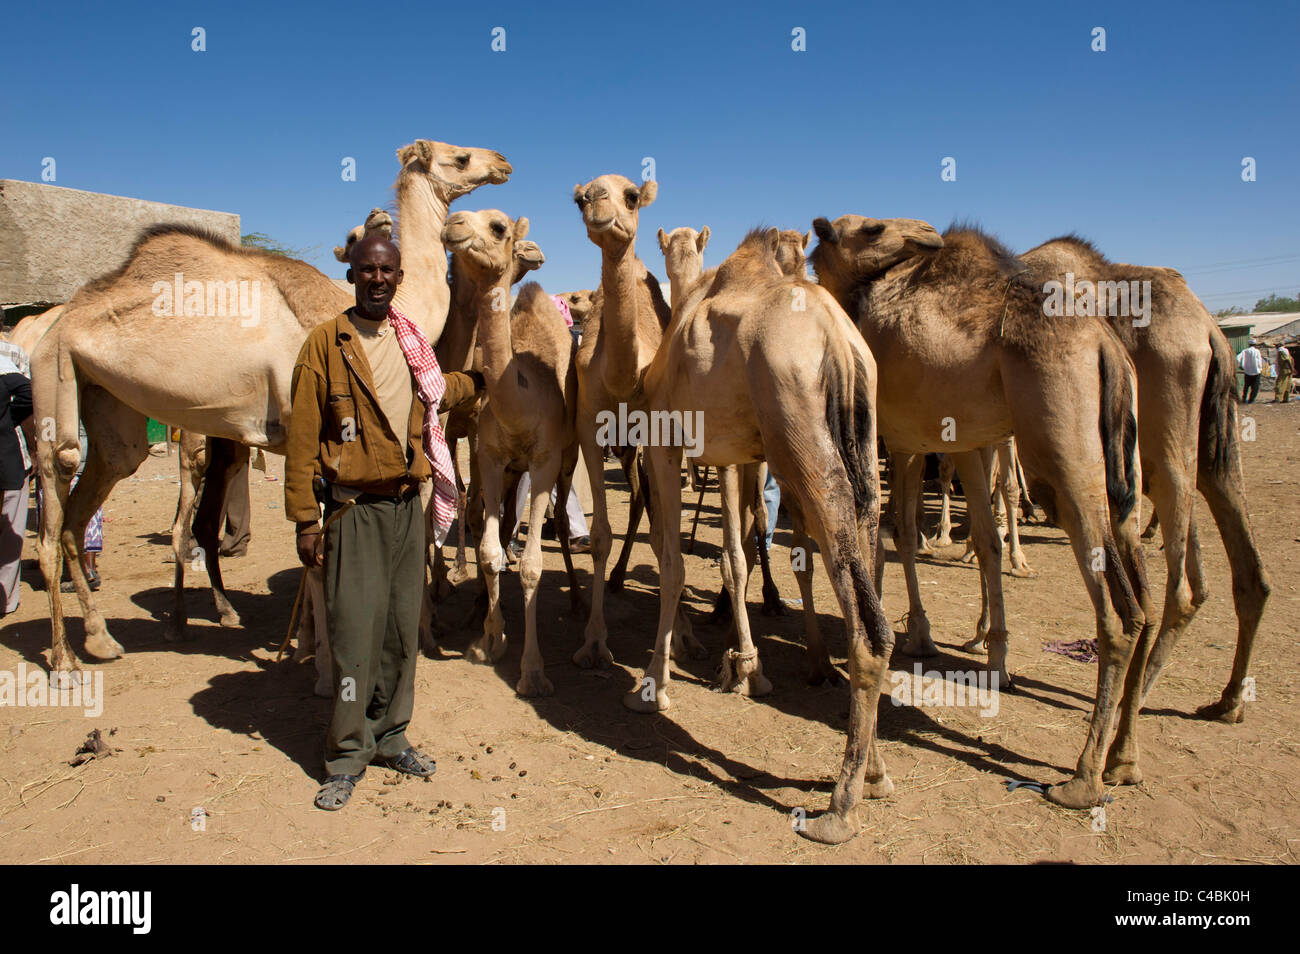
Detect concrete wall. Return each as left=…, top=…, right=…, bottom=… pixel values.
left=0, top=179, right=240, bottom=307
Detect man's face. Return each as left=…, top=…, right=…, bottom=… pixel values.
left=348, top=237, right=402, bottom=319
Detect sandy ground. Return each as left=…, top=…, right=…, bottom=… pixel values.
left=0, top=403, right=1297, bottom=865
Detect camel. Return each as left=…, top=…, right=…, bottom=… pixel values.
left=1021, top=236, right=1270, bottom=724
left=812, top=215, right=1156, bottom=810
left=629, top=227, right=892, bottom=845
left=441, top=209, right=581, bottom=696
left=29, top=140, right=511, bottom=675
left=558, top=290, right=594, bottom=328
left=775, top=228, right=812, bottom=277
left=657, top=226, right=711, bottom=313
left=571, top=174, right=701, bottom=669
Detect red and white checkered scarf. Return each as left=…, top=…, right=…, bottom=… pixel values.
left=387, top=305, right=457, bottom=546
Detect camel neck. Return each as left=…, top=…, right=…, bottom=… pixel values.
left=438, top=255, right=478, bottom=372
left=599, top=241, right=645, bottom=399
left=393, top=175, right=452, bottom=344
left=667, top=260, right=701, bottom=315
left=475, top=271, right=530, bottom=424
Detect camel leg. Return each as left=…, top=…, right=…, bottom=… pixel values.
left=191, top=438, right=241, bottom=630
left=624, top=444, right=684, bottom=713
left=643, top=458, right=704, bottom=663
left=935, top=454, right=955, bottom=546
left=553, top=445, right=585, bottom=613
left=1000, top=440, right=1036, bottom=577
left=59, top=397, right=148, bottom=662
left=892, top=453, right=936, bottom=657
left=960, top=446, right=995, bottom=565
left=788, top=507, right=842, bottom=687
left=469, top=457, right=508, bottom=665
left=168, top=431, right=207, bottom=642
left=573, top=424, right=614, bottom=669
left=608, top=447, right=644, bottom=593
left=1046, top=499, right=1150, bottom=809
left=1103, top=501, right=1159, bottom=786
left=1186, top=465, right=1269, bottom=723
left=1127, top=455, right=1197, bottom=716
left=716, top=465, right=772, bottom=696
left=953, top=450, right=1011, bottom=687
left=516, top=455, right=563, bottom=697
left=1140, top=510, right=1160, bottom=541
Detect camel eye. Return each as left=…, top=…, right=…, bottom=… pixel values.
left=860, top=223, right=886, bottom=238
left=456, top=155, right=469, bottom=168
left=491, top=223, right=506, bottom=238
left=624, top=190, right=639, bottom=207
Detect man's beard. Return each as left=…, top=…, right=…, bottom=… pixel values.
left=356, top=296, right=389, bottom=320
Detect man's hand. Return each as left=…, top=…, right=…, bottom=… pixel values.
left=296, top=528, right=323, bottom=567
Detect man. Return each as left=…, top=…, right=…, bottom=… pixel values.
left=1238, top=339, right=1265, bottom=404
left=0, top=338, right=32, bottom=616
left=218, top=451, right=251, bottom=558
left=285, top=234, right=481, bottom=811
left=1274, top=343, right=1294, bottom=404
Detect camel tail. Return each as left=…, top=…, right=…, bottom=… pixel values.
left=1199, top=327, right=1239, bottom=479
left=820, top=349, right=875, bottom=523
left=1097, top=337, right=1139, bottom=523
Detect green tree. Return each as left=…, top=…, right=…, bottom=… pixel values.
left=1252, top=293, right=1300, bottom=313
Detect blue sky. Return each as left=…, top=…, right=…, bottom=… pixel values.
left=4, top=0, right=1297, bottom=312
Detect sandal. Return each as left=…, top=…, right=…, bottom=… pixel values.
left=314, top=771, right=363, bottom=810
left=377, top=747, right=437, bottom=778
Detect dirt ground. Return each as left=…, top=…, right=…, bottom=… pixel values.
left=1, top=403, right=1297, bottom=866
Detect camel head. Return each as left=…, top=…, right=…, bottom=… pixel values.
left=396, top=140, right=513, bottom=201
left=657, top=226, right=710, bottom=286
left=511, top=240, right=546, bottom=284
left=441, top=209, right=529, bottom=286
left=809, top=215, right=943, bottom=290
left=775, top=228, right=812, bottom=278
left=573, top=175, right=657, bottom=247
left=559, top=290, right=595, bottom=324
left=333, top=208, right=394, bottom=262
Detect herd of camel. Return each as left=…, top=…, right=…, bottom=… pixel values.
left=8, top=139, right=1270, bottom=844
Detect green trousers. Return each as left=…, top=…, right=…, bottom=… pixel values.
left=322, top=492, right=424, bottom=776
left=1277, top=373, right=1293, bottom=403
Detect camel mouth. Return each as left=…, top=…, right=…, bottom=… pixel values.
left=586, top=216, right=617, bottom=234
left=489, top=166, right=512, bottom=183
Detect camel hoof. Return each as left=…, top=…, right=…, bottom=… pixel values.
left=720, top=650, right=772, bottom=696
left=1045, top=777, right=1105, bottom=809
left=961, top=633, right=986, bottom=652
left=1009, top=564, right=1038, bottom=579
left=516, top=670, right=554, bottom=698
left=959, top=551, right=977, bottom=565
left=623, top=685, right=670, bottom=713
left=51, top=667, right=88, bottom=690
left=572, top=641, right=613, bottom=670
left=898, top=632, right=939, bottom=657
left=219, top=611, right=241, bottom=629
left=163, top=621, right=192, bottom=644
left=760, top=597, right=787, bottom=617
left=447, top=563, right=471, bottom=586
left=1196, top=697, right=1246, bottom=724
left=935, top=535, right=953, bottom=548
left=85, top=631, right=125, bottom=660
left=799, top=810, right=858, bottom=845
left=864, top=774, right=895, bottom=799
left=1102, top=760, right=1143, bottom=786
left=467, top=632, right=506, bottom=665
left=608, top=567, right=626, bottom=593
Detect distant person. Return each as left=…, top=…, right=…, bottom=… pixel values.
left=1274, top=343, right=1294, bottom=404
left=0, top=341, right=32, bottom=616
left=1238, top=340, right=1265, bottom=403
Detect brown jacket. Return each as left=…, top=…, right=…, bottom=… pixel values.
left=284, top=309, right=479, bottom=524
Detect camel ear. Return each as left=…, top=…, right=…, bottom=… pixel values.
left=812, top=217, right=837, bottom=244
left=657, top=228, right=668, bottom=253
left=398, top=140, right=435, bottom=169
left=638, top=181, right=658, bottom=207
left=802, top=230, right=813, bottom=250
left=697, top=227, right=710, bottom=252
left=765, top=228, right=780, bottom=256
left=573, top=184, right=585, bottom=204
left=513, top=217, right=530, bottom=241
left=333, top=245, right=349, bottom=263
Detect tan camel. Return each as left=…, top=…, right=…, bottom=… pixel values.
left=30, top=140, right=511, bottom=674
left=1022, top=236, right=1270, bottom=725
left=558, top=290, right=594, bottom=327
left=571, top=174, right=700, bottom=668
left=812, top=215, right=1156, bottom=810
left=630, top=227, right=892, bottom=845
left=657, top=226, right=710, bottom=313
left=926, top=438, right=1035, bottom=577
left=775, top=229, right=812, bottom=277
left=441, top=209, right=581, bottom=695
